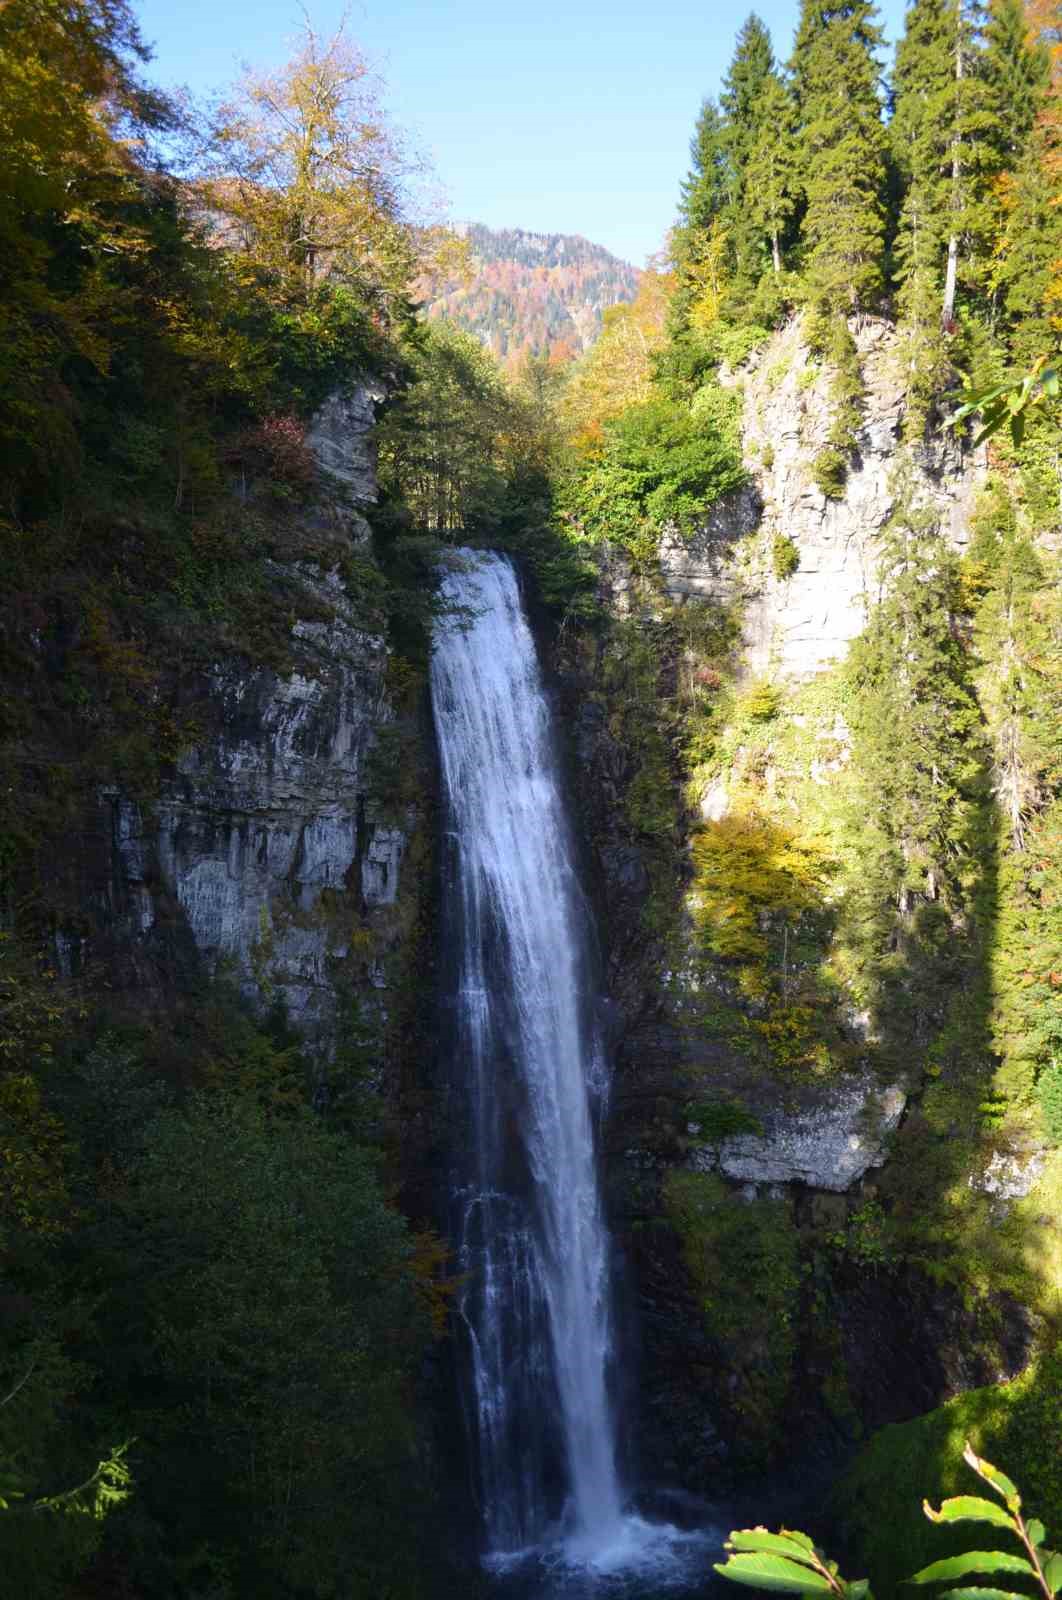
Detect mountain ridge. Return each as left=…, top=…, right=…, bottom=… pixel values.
left=418, top=221, right=641, bottom=366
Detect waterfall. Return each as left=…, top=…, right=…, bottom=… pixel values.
left=431, top=551, right=624, bottom=1558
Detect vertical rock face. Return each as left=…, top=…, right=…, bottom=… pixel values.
left=92, top=380, right=423, bottom=1047
left=659, top=316, right=984, bottom=678
left=155, top=566, right=397, bottom=1041
left=305, top=380, right=387, bottom=511
left=559, top=317, right=1014, bottom=1489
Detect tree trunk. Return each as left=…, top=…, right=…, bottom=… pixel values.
left=771, top=230, right=781, bottom=275
left=942, top=4, right=964, bottom=324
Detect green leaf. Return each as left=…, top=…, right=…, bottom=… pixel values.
left=845, top=1581, right=870, bottom=1599
left=935, top=1589, right=1027, bottom=1600
left=729, top=1530, right=825, bottom=1565
left=780, top=1529, right=820, bottom=1555
left=961, top=1446, right=1021, bottom=1508
left=1042, top=1552, right=1062, bottom=1594
left=923, top=1498, right=1018, bottom=1531
left=1026, top=1521, right=1045, bottom=1549
left=1010, top=412, right=1026, bottom=447
left=910, top=1552, right=1035, bottom=1584
left=714, top=1551, right=834, bottom=1592
left=972, top=406, right=1008, bottom=448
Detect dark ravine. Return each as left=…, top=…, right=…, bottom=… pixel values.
left=26, top=347, right=1048, bottom=1579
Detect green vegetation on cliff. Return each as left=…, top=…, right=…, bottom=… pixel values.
left=0, top=6, right=461, bottom=1596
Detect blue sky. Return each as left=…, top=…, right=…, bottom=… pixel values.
left=132, top=0, right=909, bottom=268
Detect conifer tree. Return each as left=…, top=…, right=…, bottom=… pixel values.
left=993, top=117, right=1062, bottom=360
left=719, top=14, right=778, bottom=297
left=983, top=0, right=1051, bottom=160
left=745, top=72, right=801, bottom=278
left=678, top=98, right=731, bottom=233
left=671, top=98, right=734, bottom=335
left=980, top=2, right=1055, bottom=357
left=846, top=480, right=987, bottom=929
left=789, top=0, right=889, bottom=316
left=891, top=0, right=990, bottom=423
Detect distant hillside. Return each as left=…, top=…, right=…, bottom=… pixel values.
left=418, top=224, right=641, bottom=366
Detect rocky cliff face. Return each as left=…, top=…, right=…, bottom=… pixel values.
left=658, top=316, right=984, bottom=677
left=562, top=317, right=1034, bottom=1492
left=67, top=381, right=427, bottom=1059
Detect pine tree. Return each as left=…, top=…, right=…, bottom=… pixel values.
left=994, top=116, right=1062, bottom=360
left=789, top=1, right=889, bottom=316
left=891, top=0, right=991, bottom=425
left=983, top=0, right=1051, bottom=160
left=846, top=482, right=987, bottom=913
left=720, top=14, right=776, bottom=171
left=720, top=14, right=778, bottom=297
left=745, top=72, right=801, bottom=278
left=671, top=97, right=732, bottom=333
left=678, top=97, right=731, bottom=233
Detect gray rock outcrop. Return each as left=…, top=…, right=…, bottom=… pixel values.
left=95, top=377, right=420, bottom=1045
left=659, top=315, right=984, bottom=678
left=692, top=1076, right=907, bottom=1191
left=305, top=379, right=387, bottom=507
left=155, top=564, right=395, bottom=1039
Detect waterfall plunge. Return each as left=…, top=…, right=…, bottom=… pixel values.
left=431, top=552, right=624, bottom=1558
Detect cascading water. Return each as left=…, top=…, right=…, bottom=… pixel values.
left=430, top=551, right=625, bottom=1560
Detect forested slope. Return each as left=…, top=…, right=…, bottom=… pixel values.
left=417, top=222, right=641, bottom=366
left=2, top=0, right=1062, bottom=1595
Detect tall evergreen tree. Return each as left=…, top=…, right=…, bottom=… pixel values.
left=745, top=71, right=801, bottom=278
left=983, top=0, right=1051, bottom=159
left=789, top=1, right=889, bottom=315
left=980, top=1, right=1053, bottom=350
left=678, top=97, right=731, bottom=233
left=994, top=117, right=1062, bottom=359
left=719, top=15, right=778, bottom=296
left=720, top=13, right=776, bottom=168
left=891, top=0, right=990, bottom=423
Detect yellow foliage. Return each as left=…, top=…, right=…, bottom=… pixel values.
left=205, top=21, right=418, bottom=312
left=561, top=269, right=671, bottom=448
left=686, top=221, right=729, bottom=335
left=690, top=810, right=831, bottom=967
left=405, top=1227, right=458, bottom=1340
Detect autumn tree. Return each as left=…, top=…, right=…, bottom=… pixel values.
left=561, top=270, right=672, bottom=446
left=206, top=21, right=420, bottom=319
left=0, top=0, right=171, bottom=492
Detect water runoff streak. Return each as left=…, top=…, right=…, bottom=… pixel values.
left=432, top=553, right=707, bottom=1582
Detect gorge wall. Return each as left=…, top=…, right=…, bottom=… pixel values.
left=47, top=319, right=1055, bottom=1517
left=49, top=380, right=432, bottom=1110
left=558, top=315, right=1056, bottom=1494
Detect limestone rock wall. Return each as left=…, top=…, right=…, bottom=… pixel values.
left=80, top=380, right=426, bottom=1050
left=560, top=319, right=1024, bottom=1491
left=659, top=316, right=984, bottom=678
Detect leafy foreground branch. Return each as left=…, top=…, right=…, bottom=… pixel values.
left=715, top=1443, right=1062, bottom=1599
left=948, top=357, right=1060, bottom=449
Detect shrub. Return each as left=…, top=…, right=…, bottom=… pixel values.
left=813, top=445, right=849, bottom=498
left=772, top=532, right=800, bottom=580
left=745, top=680, right=783, bottom=721
left=1039, top=1059, right=1062, bottom=1143
left=225, top=413, right=317, bottom=491
left=562, top=390, right=746, bottom=552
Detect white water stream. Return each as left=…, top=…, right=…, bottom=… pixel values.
left=431, top=553, right=706, bottom=1580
